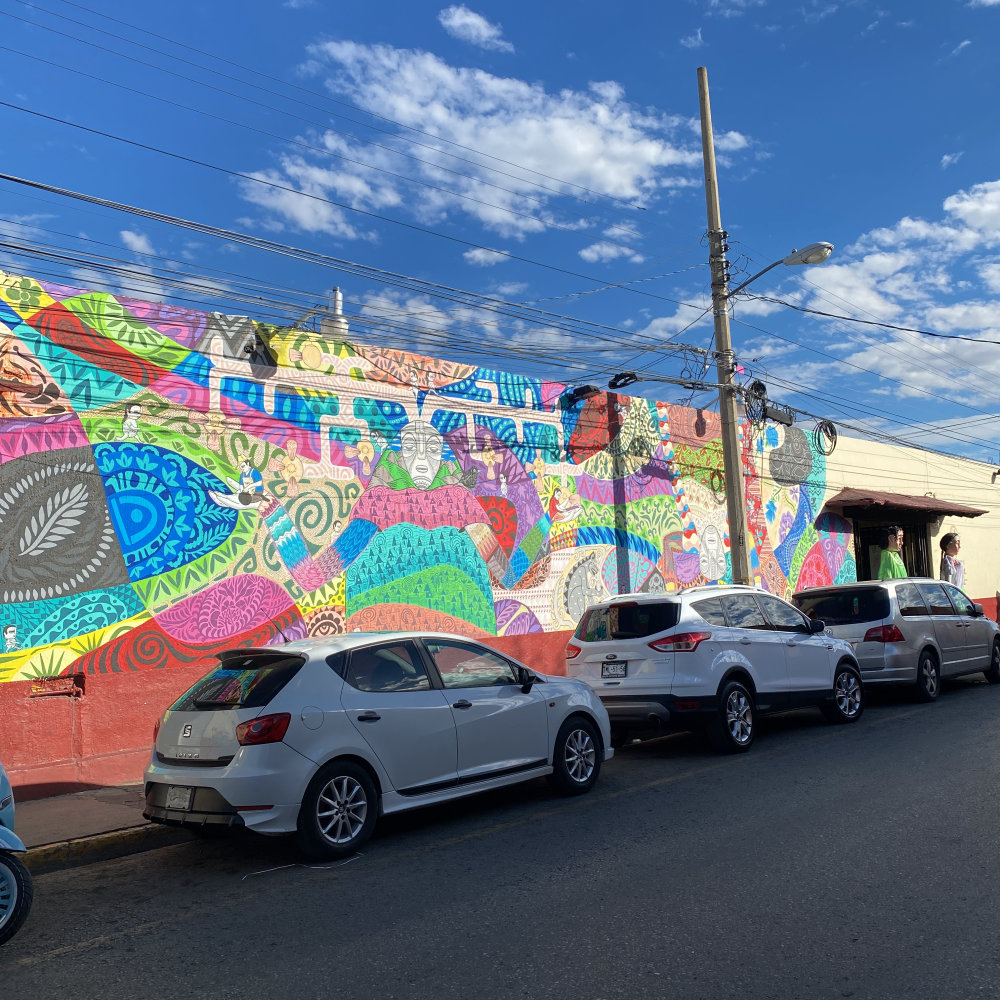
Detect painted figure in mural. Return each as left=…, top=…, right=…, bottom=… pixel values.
left=698, top=522, right=728, bottom=582
left=549, top=486, right=583, bottom=524
left=470, top=433, right=501, bottom=481
left=939, top=532, right=965, bottom=587
left=121, top=401, right=142, bottom=440
left=877, top=525, right=907, bottom=580
left=344, top=435, right=381, bottom=483
left=209, top=457, right=266, bottom=509
left=269, top=438, right=304, bottom=498
left=3, top=624, right=18, bottom=652
left=257, top=418, right=519, bottom=633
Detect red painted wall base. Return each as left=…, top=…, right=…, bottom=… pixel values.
left=0, top=631, right=575, bottom=800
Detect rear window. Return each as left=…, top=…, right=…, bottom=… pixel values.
left=574, top=601, right=680, bottom=641
left=793, top=588, right=890, bottom=626
left=171, top=651, right=306, bottom=711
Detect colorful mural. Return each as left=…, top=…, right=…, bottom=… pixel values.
left=0, top=269, right=856, bottom=683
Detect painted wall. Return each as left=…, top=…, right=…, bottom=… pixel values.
left=0, top=269, right=853, bottom=688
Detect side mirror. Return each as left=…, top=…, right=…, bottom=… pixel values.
left=809, top=618, right=826, bottom=634
left=519, top=667, right=536, bottom=693
left=973, top=603, right=985, bottom=618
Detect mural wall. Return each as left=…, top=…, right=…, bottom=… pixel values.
left=0, top=270, right=856, bottom=683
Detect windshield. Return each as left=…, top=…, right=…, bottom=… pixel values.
left=171, top=651, right=306, bottom=711
left=575, top=601, right=680, bottom=641
left=792, top=588, right=890, bottom=626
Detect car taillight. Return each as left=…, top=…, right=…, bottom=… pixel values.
left=153, top=717, right=161, bottom=742
left=648, top=631, right=711, bottom=652
left=863, top=625, right=905, bottom=643
left=565, top=644, right=581, bottom=659
left=236, top=713, right=291, bottom=746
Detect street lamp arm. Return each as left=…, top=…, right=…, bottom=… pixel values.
left=726, top=259, right=783, bottom=299
left=726, top=242, right=834, bottom=300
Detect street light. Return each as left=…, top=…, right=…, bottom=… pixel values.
left=697, top=66, right=832, bottom=585
left=727, top=242, right=834, bottom=297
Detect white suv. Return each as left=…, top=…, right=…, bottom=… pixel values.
left=564, top=585, right=863, bottom=752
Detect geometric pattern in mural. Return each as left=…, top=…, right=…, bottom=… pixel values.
left=0, top=269, right=855, bottom=683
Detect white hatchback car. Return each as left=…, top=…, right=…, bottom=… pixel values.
left=145, top=632, right=612, bottom=856
left=564, top=585, right=863, bottom=753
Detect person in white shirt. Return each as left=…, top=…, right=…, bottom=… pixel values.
left=939, top=532, right=965, bottom=587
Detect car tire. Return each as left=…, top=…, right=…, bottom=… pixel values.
left=709, top=680, right=755, bottom=753
left=823, top=663, right=864, bottom=723
left=548, top=716, right=601, bottom=796
left=985, top=640, right=1000, bottom=685
left=296, top=760, right=378, bottom=859
left=0, top=852, right=33, bottom=946
left=915, top=650, right=940, bottom=702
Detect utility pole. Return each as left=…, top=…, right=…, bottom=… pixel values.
left=697, top=66, right=753, bottom=586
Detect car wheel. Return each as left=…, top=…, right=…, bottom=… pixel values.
left=823, top=663, right=864, bottom=723
left=985, top=640, right=1000, bottom=685
left=296, top=760, right=378, bottom=859
left=709, top=680, right=755, bottom=753
left=915, top=651, right=940, bottom=702
left=0, top=852, right=33, bottom=946
left=548, top=717, right=601, bottom=796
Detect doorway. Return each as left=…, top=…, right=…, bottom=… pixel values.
left=854, top=520, right=931, bottom=580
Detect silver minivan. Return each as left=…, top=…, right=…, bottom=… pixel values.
left=792, top=578, right=1000, bottom=701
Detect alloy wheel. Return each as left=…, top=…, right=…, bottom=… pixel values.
left=835, top=671, right=862, bottom=718
left=316, top=775, right=368, bottom=845
left=726, top=690, right=753, bottom=745
left=921, top=658, right=939, bottom=698
left=564, top=728, right=597, bottom=784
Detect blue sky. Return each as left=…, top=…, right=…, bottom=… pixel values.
left=1, top=0, right=1000, bottom=461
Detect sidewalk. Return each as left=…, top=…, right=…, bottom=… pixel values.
left=15, top=784, right=188, bottom=875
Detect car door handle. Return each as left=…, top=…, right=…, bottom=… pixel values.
left=739, top=637, right=752, bottom=645
left=785, top=639, right=798, bottom=646
left=356, top=711, right=381, bottom=723
left=452, top=699, right=473, bottom=709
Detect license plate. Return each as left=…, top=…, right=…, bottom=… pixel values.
left=601, top=660, right=627, bottom=678
left=165, top=786, right=193, bottom=811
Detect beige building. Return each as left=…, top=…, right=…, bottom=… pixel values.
left=817, top=433, right=997, bottom=600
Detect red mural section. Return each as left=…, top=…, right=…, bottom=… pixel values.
left=64, top=607, right=304, bottom=676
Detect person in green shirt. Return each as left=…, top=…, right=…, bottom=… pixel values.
left=878, top=524, right=907, bottom=580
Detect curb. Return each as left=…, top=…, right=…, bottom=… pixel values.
left=24, top=823, right=190, bottom=876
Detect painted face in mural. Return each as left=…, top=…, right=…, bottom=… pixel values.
left=400, top=421, right=444, bottom=489
left=3, top=624, right=16, bottom=652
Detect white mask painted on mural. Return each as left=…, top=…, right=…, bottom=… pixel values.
left=400, top=421, right=444, bottom=489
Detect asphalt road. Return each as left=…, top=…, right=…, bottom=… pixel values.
left=5, top=678, right=1000, bottom=1000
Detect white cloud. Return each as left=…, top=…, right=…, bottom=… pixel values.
left=680, top=28, right=705, bottom=48
left=246, top=41, right=726, bottom=240
left=438, top=6, right=514, bottom=53
left=120, top=230, right=155, bottom=256
left=579, top=241, right=645, bottom=264
left=942, top=179, right=1000, bottom=235
left=463, top=247, right=509, bottom=266
left=976, top=262, right=1000, bottom=293
left=767, top=177, right=1000, bottom=411
left=941, top=152, right=964, bottom=169
left=283, top=0, right=315, bottom=7
left=705, top=0, right=765, bottom=17
left=951, top=39, right=972, bottom=55
left=494, top=282, right=528, bottom=297
left=968, top=1, right=1000, bottom=7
